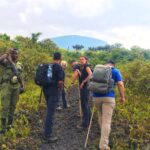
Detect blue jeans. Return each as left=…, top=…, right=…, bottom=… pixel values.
left=80, top=85, right=91, bottom=127
left=62, top=87, right=67, bottom=108
left=43, top=87, right=59, bottom=136
left=57, top=86, right=67, bottom=108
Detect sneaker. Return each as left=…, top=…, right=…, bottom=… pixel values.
left=63, top=104, right=71, bottom=109
left=56, top=106, right=62, bottom=111
left=67, top=104, right=71, bottom=108
left=43, top=135, right=58, bottom=143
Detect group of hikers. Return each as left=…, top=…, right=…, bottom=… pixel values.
left=0, top=48, right=125, bottom=150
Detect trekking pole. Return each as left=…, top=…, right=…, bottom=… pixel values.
left=39, top=87, right=43, bottom=104
left=78, top=86, right=82, bottom=119
left=84, top=103, right=95, bottom=148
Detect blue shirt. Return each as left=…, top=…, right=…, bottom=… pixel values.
left=93, top=68, right=123, bottom=98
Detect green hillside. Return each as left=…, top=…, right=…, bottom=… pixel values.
left=0, top=33, right=150, bottom=150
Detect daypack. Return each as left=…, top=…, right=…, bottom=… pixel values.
left=35, top=63, right=53, bottom=87
left=88, top=64, right=114, bottom=94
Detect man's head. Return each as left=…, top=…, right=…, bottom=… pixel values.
left=9, top=48, right=18, bottom=62
left=70, top=60, right=79, bottom=71
left=106, top=60, right=115, bottom=67
left=79, top=56, right=87, bottom=65
left=71, top=60, right=78, bottom=67
left=53, top=52, right=61, bottom=62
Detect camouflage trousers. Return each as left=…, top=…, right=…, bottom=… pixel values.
left=1, top=82, right=19, bottom=128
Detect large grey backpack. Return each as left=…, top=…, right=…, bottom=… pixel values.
left=88, top=64, right=114, bottom=94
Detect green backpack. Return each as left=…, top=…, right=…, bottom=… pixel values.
left=88, top=64, right=114, bottom=94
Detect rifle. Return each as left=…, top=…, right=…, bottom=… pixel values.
left=7, top=55, right=25, bottom=93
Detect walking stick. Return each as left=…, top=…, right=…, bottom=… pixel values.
left=84, top=104, right=95, bottom=148
left=78, top=86, right=83, bottom=119
left=39, top=87, right=43, bottom=104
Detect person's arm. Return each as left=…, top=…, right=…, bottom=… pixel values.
left=83, top=67, right=92, bottom=83
left=80, top=66, right=92, bottom=89
left=19, top=75, right=25, bottom=88
left=58, top=80, right=63, bottom=94
left=71, top=70, right=79, bottom=85
left=19, top=76, right=25, bottom=93
left=57, top=66, right=64, bottom=94
left=117, top=81, right=125, bottom=104
left=0, top=53, right=9, bottom=63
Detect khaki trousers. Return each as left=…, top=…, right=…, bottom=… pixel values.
left=93, top=97, right=115, bottom=150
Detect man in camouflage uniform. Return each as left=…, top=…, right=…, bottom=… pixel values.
left=0, top=48, right=24, bottom=134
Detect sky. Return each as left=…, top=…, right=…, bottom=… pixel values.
left=0, top=0, right=150, bottom=49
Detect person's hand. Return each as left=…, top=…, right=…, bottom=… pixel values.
left=7, top=53, right=12, bottom=62
left=19, top=85, right=25, bottom=94
left=2, top=53, right=9, bottom=59
left=58, top=81, right=63, bottom=94
left=120, top=97, right=125, bottom=104
left=80, top=82, right=84, bottom=89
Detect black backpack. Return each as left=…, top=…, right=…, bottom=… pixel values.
left=35, top=63, right=54, bottom=87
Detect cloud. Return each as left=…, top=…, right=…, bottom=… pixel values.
left=19, top=13, right=28, bottom=23
left=18, top=0, right=112, bottom=19
left=99, top=26, right=150, bottom=48
left=0, top=0, right=150, bottom=48
left=66, top=0, right=112, bottom=18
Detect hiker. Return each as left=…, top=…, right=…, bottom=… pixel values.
left=70, top=60, right=82, bottom=117
left=71, top=60, right=79, bottom=71
left=71, top=60, right=81, bottom=78
left=92, top=60, right=125, bottom=150
left=42, top=52, right=63, bottom=142
left=71, top=56, right=92, bottom=129
left=56, top=60, right=70, bottom=110
left=0, top=48, right=24, bottom=134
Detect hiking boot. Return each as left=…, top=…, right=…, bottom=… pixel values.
left=43, top=135, right=58, bottom=143
left=7, top=117, right=14, bottom=131
left=67, top=104, right=71, bottom=108
left=56, top=106, right=62, bottom=111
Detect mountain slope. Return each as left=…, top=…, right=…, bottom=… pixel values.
left=51, top=35, right=107, bottom=50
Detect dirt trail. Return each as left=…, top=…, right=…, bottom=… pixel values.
left=26, top=86, right=150, bottom=150
left=38, top=85, right=99, bottom=150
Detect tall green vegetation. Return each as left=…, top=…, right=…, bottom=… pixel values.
left=0, top=33, right=150, bottom=149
